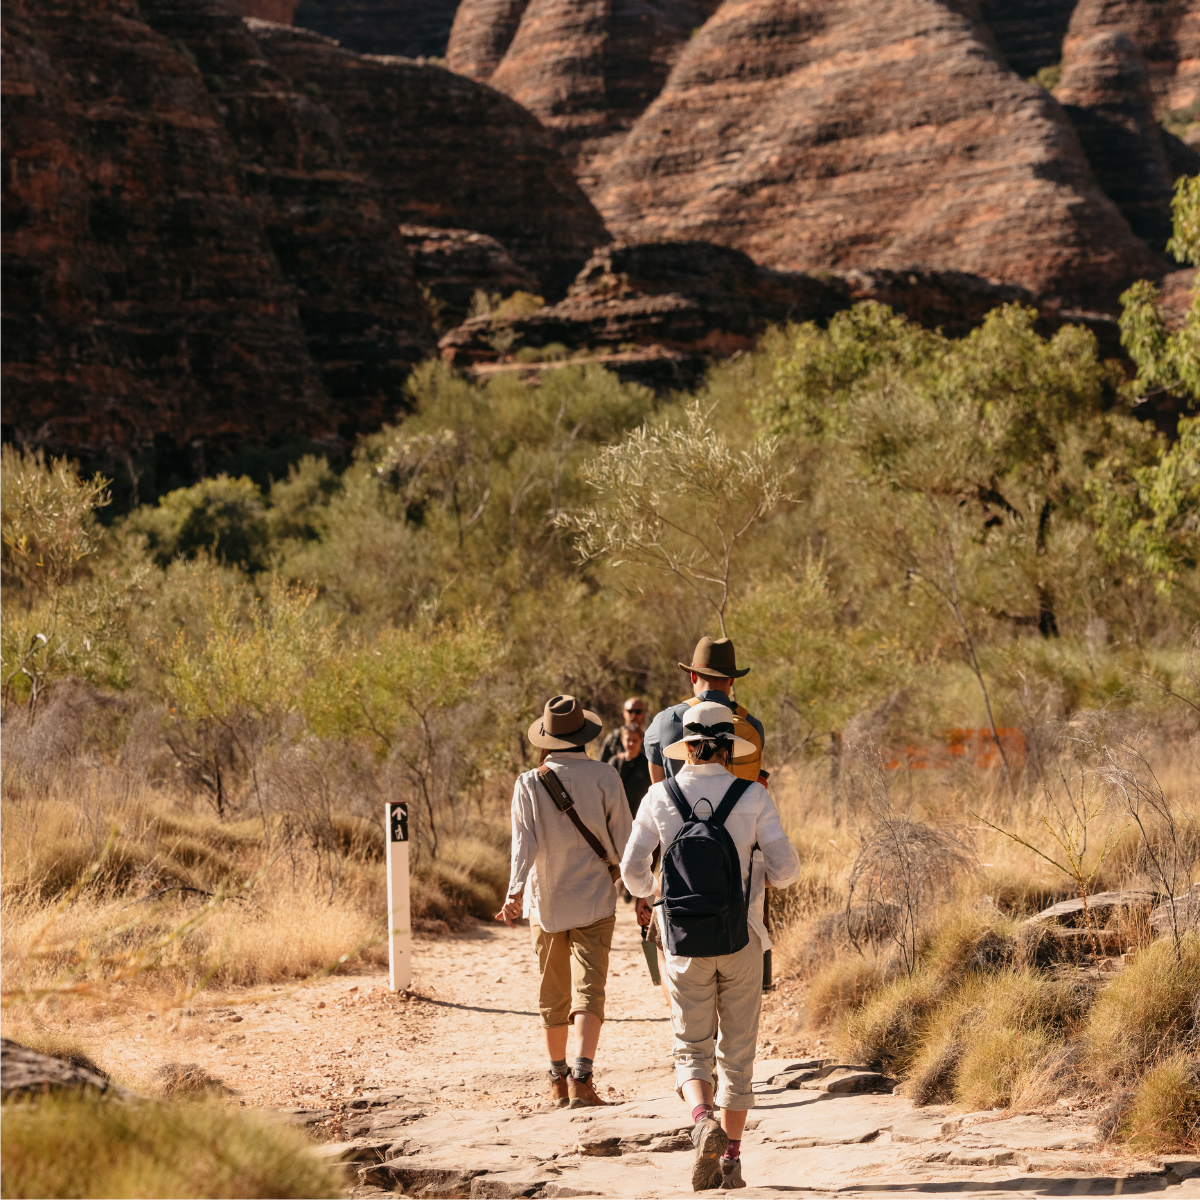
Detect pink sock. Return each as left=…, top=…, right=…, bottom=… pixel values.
left=724, top=1140, right=741, bottom=1161
left=692, top=1103, right=713, bottom=1124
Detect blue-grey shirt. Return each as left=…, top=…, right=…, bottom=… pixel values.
left=643, top=690, right=765, bottom=778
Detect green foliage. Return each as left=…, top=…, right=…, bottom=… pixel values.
left=129, top=475, right=272, bottom=572
left=162, top=578, right=336, bottom=727
left=0, top=448, right=138, bottom=708
left=0, top=1093, right=342, bottom=1198
left=1091, top=415, right=1200, bottom=590
left=563, top=399, right=791, bottom=635
left=1119, top=175, right=1200, bottom=406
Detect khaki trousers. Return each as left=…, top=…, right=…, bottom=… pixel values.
left=530, top=913, right=615, bottom=1027
left=665, top=932, right=763, bottom=1111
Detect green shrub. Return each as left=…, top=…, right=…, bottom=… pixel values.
left=127, top=475, right=271, bottom=572
left=0, top=1093, right=341, bottom=1198
left=1122, top=1056, right=1200, bottom=1152
left=1086, top=934, right=1200, bottom=1084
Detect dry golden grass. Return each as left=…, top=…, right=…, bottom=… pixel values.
left=0, top=1092, right=342, bottom=1199
left=1122, top=1056, right=1200, bottom=1152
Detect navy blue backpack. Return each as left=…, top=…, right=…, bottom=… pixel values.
left=656, top=775, right=754, bottom=957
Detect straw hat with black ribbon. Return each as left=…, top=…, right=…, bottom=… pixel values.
left=665, top=700, right=757, bottom=760
left=527, top=694, right=603, bottom=750
left=678, top=636, right=750, bottom=680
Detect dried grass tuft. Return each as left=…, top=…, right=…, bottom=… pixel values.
left=1122, top=1056, right=1200, bottom=1152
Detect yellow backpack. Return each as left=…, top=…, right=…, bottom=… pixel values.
left=683, top=696, right=763, bottom=782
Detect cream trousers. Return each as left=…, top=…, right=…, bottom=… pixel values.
left=665, top=932, right=763, bottom=1111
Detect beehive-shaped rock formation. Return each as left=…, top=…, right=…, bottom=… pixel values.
left=593, top=0, right=1159, bottom=305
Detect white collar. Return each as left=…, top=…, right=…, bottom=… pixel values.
left=677, top=763, right=731, bottom=778
left=546, top=749, right=588, bottom=761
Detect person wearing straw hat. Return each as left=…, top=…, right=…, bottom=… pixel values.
left=644, top=637, right=766, bottom=787
left=495, top=695, right=633, bottom=1110
left=621, top=701, right=800, bottom=1191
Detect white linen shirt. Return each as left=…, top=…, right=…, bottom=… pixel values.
left=506, top=749, right=633, bottom=934
left=620, top=763, right=800, bottom=951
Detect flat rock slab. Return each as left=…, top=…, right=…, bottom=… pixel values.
left=950, top=1113, right=1099, bottom=1151
left=892, top=1107, right=959, bottom=1142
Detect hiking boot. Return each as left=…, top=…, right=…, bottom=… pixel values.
left=567, top=1074, right=607, bottom=1108
left=545, top=1071, right=569, bottom=1109
left=720, top=1157, right=746, bottom=1189
left=689, top=1118, right=728, bottom=1191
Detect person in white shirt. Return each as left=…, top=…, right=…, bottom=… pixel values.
left=621, top=702, right=800, bottom=1191
left=495, top=695, right=633, bottom=1110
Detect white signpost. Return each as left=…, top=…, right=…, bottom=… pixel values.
left=385, top=801, right=412, bottom=991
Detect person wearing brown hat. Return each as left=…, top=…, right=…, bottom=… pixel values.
left=644, top=637, right=766, bottom=787
left=495, top=695, right=633, bottom=1110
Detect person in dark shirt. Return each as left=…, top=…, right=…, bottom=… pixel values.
left=600, top=697, right=647, bottom=763
left=611, top=725, right=651, bottom=819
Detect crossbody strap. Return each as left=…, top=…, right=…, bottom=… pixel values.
left=538, top=765, right=622, bottom=883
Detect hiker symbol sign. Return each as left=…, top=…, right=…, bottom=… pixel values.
left=384, top=802, right=412, bottom=991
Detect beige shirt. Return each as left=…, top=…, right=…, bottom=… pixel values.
left=620, top=762, right=800, bottom=951
left=506, top=749, right=633, bottom=934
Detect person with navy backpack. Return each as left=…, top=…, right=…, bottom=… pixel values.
left=621, top=702, right=800, bottom=1191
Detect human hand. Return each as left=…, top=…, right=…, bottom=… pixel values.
left=635, top=896, right=654, bottom=927
left=494, top=892, right=523, bottom=927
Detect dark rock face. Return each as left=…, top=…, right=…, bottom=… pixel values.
left=977, top=0, right=1078, bottom=78
left=291, top=0, right=462, bottom=59
left=221, top=0, right=300, bottom=23
left=3, top=0, right=607, bottom=482
left=1, top=0, right=333, bottom=482
left=400, top=225, right=540, bottom=331
left=1056, top=31, right=1177, bottom=253
left=250, top=21, right=610, bottom=297
left=438, top=240, right=1104, bottom=389
left=594, top=0, right=1158, bottom=307
left=143, top=0, right=435, bottom=439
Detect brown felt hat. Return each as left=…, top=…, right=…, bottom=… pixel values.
left=527, top=694, right=603, bottom=750
left=678, top=636, right=750, bottom=680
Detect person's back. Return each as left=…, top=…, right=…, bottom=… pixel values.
left=644, top=637, right=765, bottom=783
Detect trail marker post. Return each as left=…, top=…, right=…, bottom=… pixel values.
left=385, top=802, right=411, bottom=991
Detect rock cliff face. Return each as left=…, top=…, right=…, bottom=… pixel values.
left=1055, top=30, right=1178, bottom=252
left=1, top=0, right=333, bottom=486
left=249, top=20, right=609, bottom=296
left=1064, top=0, right=1200, bottom=118
left=143, top=0, right=435, bottom=436
left=593, top=0, right=1158, bottom=306
left=291, top=0, right=462, bottom=59
left=3, top=0, right=609, bottom=483
left=438, top=240, right=1104, bottom=390
left=447, top=0, right=722, bottom=181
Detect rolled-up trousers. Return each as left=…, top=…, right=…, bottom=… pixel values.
left=665, top=932, right=763, bottom=1111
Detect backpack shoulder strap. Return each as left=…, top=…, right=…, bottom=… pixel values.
left=710, top=776, right=754, bottom=828
left=662, top=775, right=693, bottom=823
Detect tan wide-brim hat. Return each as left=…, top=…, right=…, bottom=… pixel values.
left=678, top=636, right=750, bottom=680
left=528, top=694, right=603, bottom=750
left=665, top=700, right=756, bottom=760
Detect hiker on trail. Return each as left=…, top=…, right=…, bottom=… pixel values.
left=612, top=725, right=651, bottom=820
left=644, top=638, right=766, bottom=786
left=494, top=695, right=633, bottom=1110
left=600, top=696, right=647, bottom=763
left=622, top=701, right=800, bottom=1192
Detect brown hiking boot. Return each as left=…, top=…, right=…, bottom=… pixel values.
left=567, top=1073, right=607, bottom=1108
left=546, top=1071, right=569, bottom=1109
left=689, top=1118, right=728, bottom=1191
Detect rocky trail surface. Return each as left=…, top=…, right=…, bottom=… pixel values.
left=75, top=915, right=1200, bottom=1198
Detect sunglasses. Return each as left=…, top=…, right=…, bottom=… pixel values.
left=625, top=706, right=644, bottom=714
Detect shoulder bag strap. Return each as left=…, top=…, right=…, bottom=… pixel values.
left=538, top=765, right=622, bottom=882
